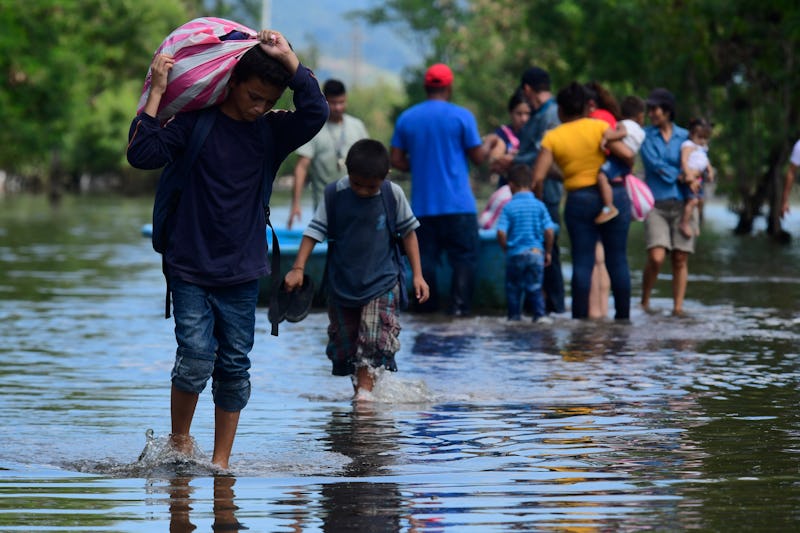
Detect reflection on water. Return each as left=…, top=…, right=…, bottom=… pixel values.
left=319, top=406, right=406, bottom=532
left=1, top=197, right=800, bottom=531
left=165, top=476, right=244, bottom=533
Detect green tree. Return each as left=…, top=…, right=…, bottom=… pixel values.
left=0, top=0, right=188, bottom=196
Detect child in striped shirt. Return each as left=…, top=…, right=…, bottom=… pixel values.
left=496, top=164, right=557, bottom=322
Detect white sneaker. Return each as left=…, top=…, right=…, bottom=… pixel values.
left=534, top=316, right=554, bottom=325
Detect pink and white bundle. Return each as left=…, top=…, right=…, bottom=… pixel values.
left=625, top=174, right=655, bottom=221
left=137, top=17, right=259, bottom=121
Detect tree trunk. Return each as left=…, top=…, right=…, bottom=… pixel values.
left=733, top=146, right=790, bottom=243
left=47, top=148, right=64, bottom=207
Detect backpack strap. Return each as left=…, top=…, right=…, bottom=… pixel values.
left=259, top=120, right=282, bottom=336
left=319, top=181, right=338, bottom=304
left=324, top=181, right=338, bottom=241
left=266, top=205, right=281, bottom=336
left=380, top=180, right=398, bottom=236
left=379, top=181, right=409, bottom=310
left=162, top=108, right=217, bottom=318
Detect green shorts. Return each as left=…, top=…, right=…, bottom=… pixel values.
left=644, top=199, right=697, bottom=253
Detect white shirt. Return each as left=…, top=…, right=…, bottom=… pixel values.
left=790, top=139, right=800, bottom=166
left=621, top=119, right=645, bottom=153
left=681, top=139, right=710, bottom=172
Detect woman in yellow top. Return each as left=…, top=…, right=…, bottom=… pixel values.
left=532, top=82, right=634, bottom=320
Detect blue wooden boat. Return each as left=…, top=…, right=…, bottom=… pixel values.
left=141, top=224, right=506, bottom=310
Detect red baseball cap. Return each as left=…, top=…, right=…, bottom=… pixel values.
left=424, top=63, right=453, bottom=88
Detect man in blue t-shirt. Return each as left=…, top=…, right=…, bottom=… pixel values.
left=390, top=63, right=488, bottom=316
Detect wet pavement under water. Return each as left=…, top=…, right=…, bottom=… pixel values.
left=1, top=196, right=799, bottom=531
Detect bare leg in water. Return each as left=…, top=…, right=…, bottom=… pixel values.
left=170, top=386, right=198, bottom=455
left=589, top=241, right=610, bottom=319
left=353, top=366, right=375, bottom=397
left=212, top=407, right=240, bottom=470
left=170, top=385, right=240, bottom=470
left=641, top=246, right=666, bottom=312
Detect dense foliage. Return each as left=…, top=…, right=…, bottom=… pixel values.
left=0, top=0, right=197, bottom=193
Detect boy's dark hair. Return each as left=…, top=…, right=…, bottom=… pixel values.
left=621, top=95, right=646, bottom=120
left=688, top=117, right=713, bottom=136
left=323, top=79, right=346, bottom=97
left=521, top=67, right=550, bottom=93
left=557, top=82, right=587, bottom=119
left=507, top=88, right=527, bottom=113
left=345, top=139, right=390, bottom=180
left=230, top=44, right=292, bottom=88
left=507, top=164, right=533, bottom=189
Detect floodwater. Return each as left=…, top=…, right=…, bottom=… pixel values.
left=1, top=195, right=800, bottom=532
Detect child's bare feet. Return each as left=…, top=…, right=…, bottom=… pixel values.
left=353, top=366, right=375, bottom=395
left=595, top=205, right=619, bottom=224
left=353, top=388, right=374, bottom=403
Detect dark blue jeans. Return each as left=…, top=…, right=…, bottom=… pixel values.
left=505, top=249, right=545, bottom=320
left=564, top=184, right=631, bottom=319
left=543, top=198, right=565, bottom=313
left=170, top=277, right=259, bottom=411
left=415, top=214, right=479, bottom=315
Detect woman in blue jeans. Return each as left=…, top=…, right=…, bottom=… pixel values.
left=532, top=82, right=634, bottom=319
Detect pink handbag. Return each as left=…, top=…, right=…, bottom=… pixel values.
left=137, top=17, right=258, bottom=122
left=625, top=174, right=654, bottom=221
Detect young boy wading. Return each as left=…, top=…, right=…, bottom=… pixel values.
left=284, top=140, right=430, bottom=396
left=127, top=30, right=328, bottom=469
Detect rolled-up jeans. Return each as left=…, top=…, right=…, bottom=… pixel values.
left=563, top=184, right=632, bottom=319
left=170, top=277, right=259, bottom=411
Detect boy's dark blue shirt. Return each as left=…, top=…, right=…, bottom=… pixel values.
left=326, top=187, right=398, bottom=307
left=127, top=64, right=328, bottom=286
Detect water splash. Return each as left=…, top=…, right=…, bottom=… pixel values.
left=72, top=429, right=223, bottom=478
left=361, top=369, right=437, bottom=405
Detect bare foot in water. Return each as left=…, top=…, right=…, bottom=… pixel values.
left=640, top=301, right=657, bottom=314
left=353, top=366, right=375, bottom=400
left=169, top=433, right=194, bottom=456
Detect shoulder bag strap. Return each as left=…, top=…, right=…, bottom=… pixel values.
left=163, top=108, right=216, bottom=318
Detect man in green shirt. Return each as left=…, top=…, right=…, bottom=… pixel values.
left=288, top=79, right=369, bottom=228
